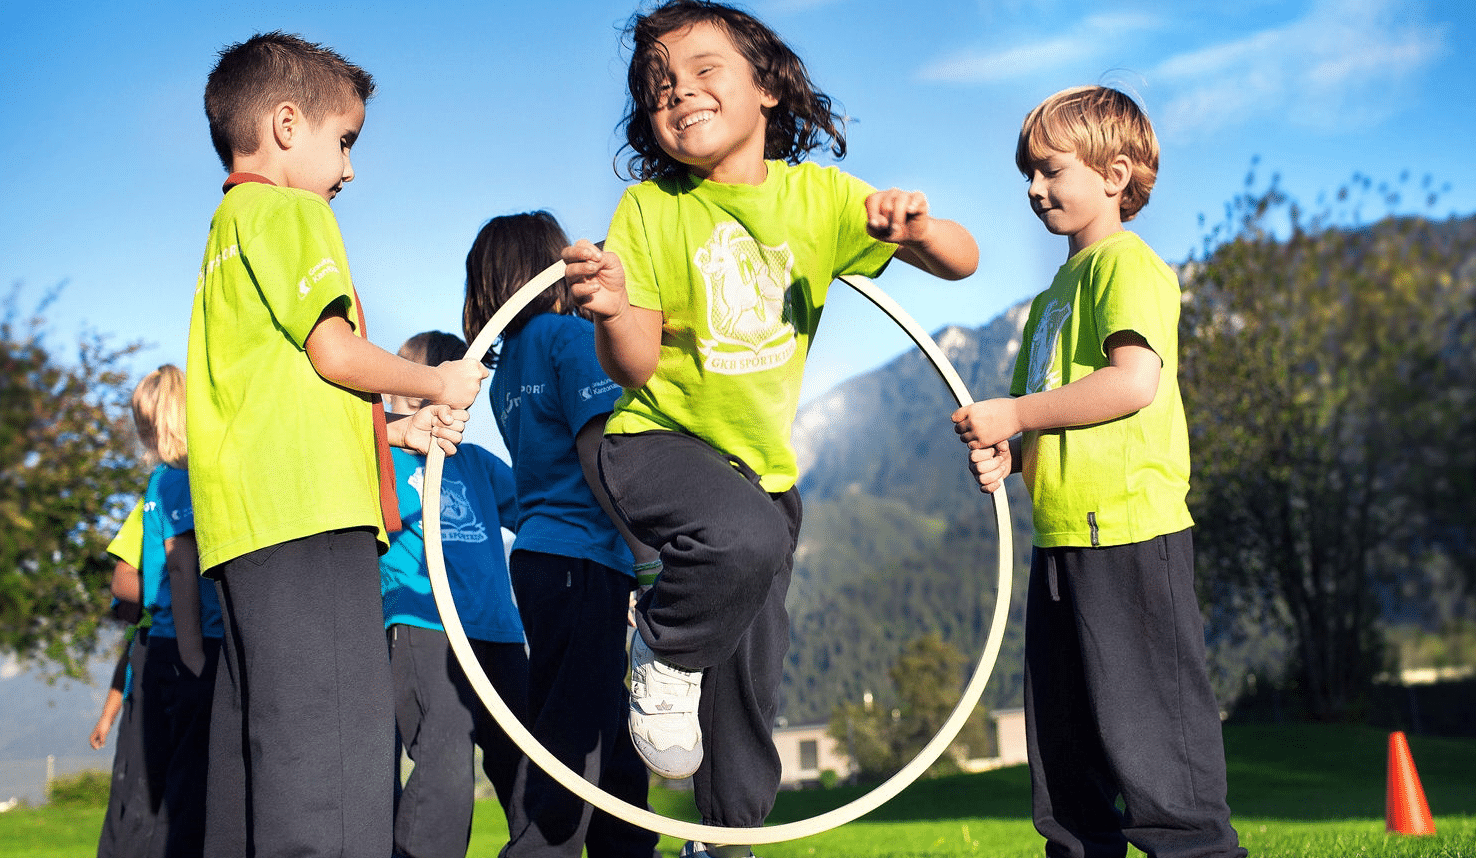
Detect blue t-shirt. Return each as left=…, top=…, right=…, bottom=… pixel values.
left=140, top=464, right=222, bottom=639
left=379, top=444, right=523, bottom=643
left=491, top=312, right=633, bottom=575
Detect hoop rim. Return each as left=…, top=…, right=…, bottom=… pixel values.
left=424, top=261, right=1013, bottom=845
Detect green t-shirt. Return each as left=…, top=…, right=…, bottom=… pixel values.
left=186, top=182, right=384, bottom=573
left=107, top=501, right=144, bottom=569
left=1011, top=230, right=1194, bottom=548
left=603, top=161, right=896, bottom=492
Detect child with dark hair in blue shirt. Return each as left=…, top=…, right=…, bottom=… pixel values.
left=463, top=211, right=660, bottom=858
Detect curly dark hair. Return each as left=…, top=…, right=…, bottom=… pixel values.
left=616, top=0, right=846, bottom=181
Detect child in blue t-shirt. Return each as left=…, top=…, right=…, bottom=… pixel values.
left=463, top=211, right=660, bottom=858
left=130, top=364, right=219, bottom=858
left=380, top=331, right=529, bottom=857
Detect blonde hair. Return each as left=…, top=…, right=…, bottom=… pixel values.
left=131, top=365, right=188, bottom=470
left=1016, top=85, right=1159, bottom=221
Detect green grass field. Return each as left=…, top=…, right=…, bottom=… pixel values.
left=4, top=724, right=1473, bottom=857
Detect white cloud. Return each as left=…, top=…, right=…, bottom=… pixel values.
left=1154, top=0, right=1448, bottom=138
left=916, top=11, right=1165, bottom=83
left=1, top=656, right=20, bottom=680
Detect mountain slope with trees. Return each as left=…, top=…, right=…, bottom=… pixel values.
left=780, top=187, right=1475, bottom=732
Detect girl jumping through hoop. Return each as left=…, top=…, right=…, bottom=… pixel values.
left=563, top=2, right=981, bottom=855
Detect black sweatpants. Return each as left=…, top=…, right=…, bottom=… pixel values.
left=500, top=552, right=658, bottom=858
left=97, top=633, right=157, bottom=858
left=1024, top=529, right=1246, bottom=858
left=599, top=431, right=799, bottom=829
left=205, top=528, right=395, bottom=858
left=390, top=625, right=528, bottom=858
left=140, top=635, right=220, bottom=858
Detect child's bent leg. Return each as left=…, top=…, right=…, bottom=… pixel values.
left=206, top=529, right=394, bottom=858
left=690, top=498, right=794, bottom=828
left=600, top=432, right=796, bottom=669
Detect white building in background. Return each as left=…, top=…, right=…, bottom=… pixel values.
left=771, top=708, right=1028, bottom=789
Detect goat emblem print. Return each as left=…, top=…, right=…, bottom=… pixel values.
left=694, top=221, right=797, bottom=375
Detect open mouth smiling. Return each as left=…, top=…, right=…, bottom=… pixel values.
left=677, top=110, right=714, bottom=131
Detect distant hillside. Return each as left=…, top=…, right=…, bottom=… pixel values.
left=782, top=302, right=1036, bottom=724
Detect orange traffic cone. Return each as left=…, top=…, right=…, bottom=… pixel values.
left=1386, top=731, right=1436, bottom=835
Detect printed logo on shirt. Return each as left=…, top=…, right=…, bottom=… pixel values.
left=1026, top=298, right=1073, bottom=394
left=297, top=257, right=340, bottom=299
left=579, top=378, right=621, bottom=402
left=499, top=383, right=546, bottom=424
left=694, top=221, right=798, bottom=375
left=197, top=243, right=240, bottom=293
left=408, top=468, right=487, bottom=545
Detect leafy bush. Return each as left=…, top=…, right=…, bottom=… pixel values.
left=47, top=769, right=111, bottom=806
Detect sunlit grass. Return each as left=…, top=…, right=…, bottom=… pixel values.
left=4, top=724, right=1472, bottom=857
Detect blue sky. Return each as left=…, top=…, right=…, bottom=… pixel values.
left=3, top=0, right=1473, bottom=456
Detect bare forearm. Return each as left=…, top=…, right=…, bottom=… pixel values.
left=594, top=306, right=662, bottom=390
left=306, top=317, right=444, bottom=400
left=1014, top=363, right=1157, bottom=431
left=895, top=217, right=979, bottom=280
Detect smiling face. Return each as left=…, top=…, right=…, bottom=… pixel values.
left=284, top=101, right=365, bottom=202
left=1024, top=148, right=1126, bottom=256
left=647, top=20, right=777, bottom=185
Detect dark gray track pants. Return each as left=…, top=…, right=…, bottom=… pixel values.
left=599, top=431, right=800, bottom=829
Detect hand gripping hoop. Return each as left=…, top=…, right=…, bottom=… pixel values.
left=424, top=262, right=1013, bottom=845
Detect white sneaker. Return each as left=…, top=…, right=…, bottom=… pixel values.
left=629, top=633, right=703, bottom=779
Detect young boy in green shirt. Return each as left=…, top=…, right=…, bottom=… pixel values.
left=953, top=86, right=1245, bottom=858
left=187, top=32, right=486, bottom=857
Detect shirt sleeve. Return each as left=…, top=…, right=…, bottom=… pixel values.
left=1090, top=239, right=1178, bottom=362
left=604, top=187, right=662, bottom=312
left=158, top=470, right=195, bottom=539
left=830, top=168, right=897, bottom=280
left=553, top=318, right=622, bottom=437
left=240, top=192, right=357, bottom=349
left=107, top=501, right=146, bottom=568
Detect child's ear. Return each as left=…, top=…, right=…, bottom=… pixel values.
left=270, top=102, right=302, bottom=150
left=1103, top=154, right=1132, bottom=197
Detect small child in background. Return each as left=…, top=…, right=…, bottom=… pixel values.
left=463, top=211, right=660, bottom=858
left=131, top=364, right=219, bottom=858
left=91, top=501, right=145, bottom=754
left=189, top=32, right=484, bottom=856
left=952, top=86, right=1246, bottom=858
left=95, top=500, right=158, bottom=858
left=380, top=330, right=529, bottom=858
left=563, top=3, right=978, bottom=855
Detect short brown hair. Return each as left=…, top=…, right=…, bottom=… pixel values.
left=204, top=31, right=375, bottom=171
left=1016, top=86, right=1159, bottom=221
left=131, top=364, right=187, bottom=470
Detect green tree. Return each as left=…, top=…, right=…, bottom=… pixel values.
left=827, top=632, right=993, bottom=780
left=1180, top=171, right=1475, bottom=721
left=0, top=286, right=147, bottom=679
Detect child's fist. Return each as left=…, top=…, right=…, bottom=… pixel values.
left=865, top=188, right=932, bottom=245
left=435, top=358, right=488, bottom=410
left=564, top=240, right=629, bottom=321
left=406, top=404, right=469, bottom=456
left=967, top=440, right=1011, bottom=494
